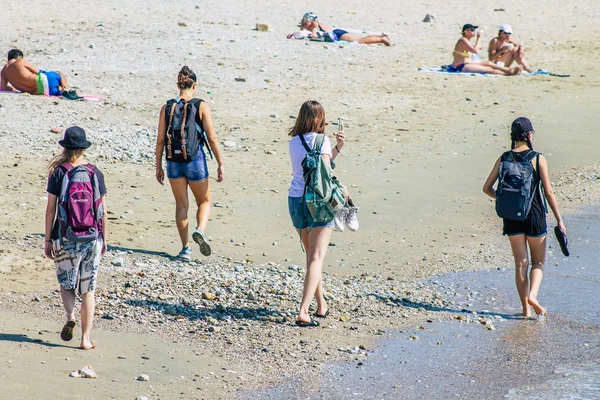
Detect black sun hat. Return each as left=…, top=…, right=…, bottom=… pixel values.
left=58, top=126, right=92, bottom=149
left=462, top=23, right=478, bottom=32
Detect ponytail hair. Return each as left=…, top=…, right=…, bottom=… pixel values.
left=177, top=66, right=197, bottom=89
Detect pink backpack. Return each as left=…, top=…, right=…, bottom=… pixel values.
left=57, top=164, right=104, bottom=243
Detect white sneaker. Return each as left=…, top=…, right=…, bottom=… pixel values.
left=192, top=229, right=211, bottom=256
left=345, top=206, right=360, bottom=231
left=334, top=207, right=348, bottom=232
left=177, top=246, right=192, bottom=261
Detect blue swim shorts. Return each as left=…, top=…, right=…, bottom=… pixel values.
left=37, top=70, right=62, bottom=96
left=166, top=148, right=209, bottom=181
left=288, top=196, right=334, bottom=230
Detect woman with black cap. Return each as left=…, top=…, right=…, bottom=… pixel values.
left=450, top=23, right=521, bottom=75
left=44, top=126, right=108, bottom=350
left=483, top=117, right=566, bottom=317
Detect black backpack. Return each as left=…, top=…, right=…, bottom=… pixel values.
left=164, top=98, right=204, bottom=163
left=495, top=150, right=541, bottom=221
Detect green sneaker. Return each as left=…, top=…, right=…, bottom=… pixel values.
left=192, top=229, right=211, bottom=256
left=61, top=90, right=83, bottom=101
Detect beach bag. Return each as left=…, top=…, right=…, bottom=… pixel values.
left=164, top=98, right=204, bottom=162
left=57, top=164, right=104, bottom=243
left=299, top=134, right=346, bottom=223
left=495, top=150, right=540, bottom=221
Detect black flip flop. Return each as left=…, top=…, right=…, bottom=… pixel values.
left=60, top=320, right=76, bottom=341
left=295, top=317, right=320, bottom=327
left=314, top=310, right=330, bottom=318
left=554, top=226, right=570, bottom=257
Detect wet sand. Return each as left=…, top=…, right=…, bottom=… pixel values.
left=245, top=206, right=600, bottom=399
left=1, top=0, right=600, bottom=398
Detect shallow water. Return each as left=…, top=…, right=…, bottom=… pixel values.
left=241, top=206, right=600, bottom=399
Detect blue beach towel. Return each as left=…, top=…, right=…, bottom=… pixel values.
left=418, top=66, right=569, bottom=77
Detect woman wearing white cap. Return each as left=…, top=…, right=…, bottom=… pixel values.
left=488, top=25, right=534, bottom=73
left=450, top=24, right=521, bottom=75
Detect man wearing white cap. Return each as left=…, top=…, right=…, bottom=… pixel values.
left=488, top=24, right=534, bottom=73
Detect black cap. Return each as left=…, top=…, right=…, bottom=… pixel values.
left=58, top=126, right=92, bottom=149
left=462, top=24, right=478, bottom=32
left=511, top=117, right=535, bottom=134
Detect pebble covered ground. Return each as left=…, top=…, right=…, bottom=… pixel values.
left=1, top=158, right=598, bottom=394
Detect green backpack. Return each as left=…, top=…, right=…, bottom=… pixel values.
left=299, top=134, right=347, bottom=223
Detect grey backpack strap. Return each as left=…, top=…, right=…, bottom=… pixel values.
left=523, top=150, right=538, bottom=163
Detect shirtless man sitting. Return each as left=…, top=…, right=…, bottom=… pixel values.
left=1, top=48, right=71, bottom=96
left=488, top=25, right=534, bottom=73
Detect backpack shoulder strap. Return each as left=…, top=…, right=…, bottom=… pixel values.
left=82, top=164, right=97, bottom=176
left=61, top=163, right=74, bottom=172
left=298, top=134, right=311, bottom=153
left=523, top=150, right=539, bottom=163
left=191, top=98, right=204, bottom=127
left=313, top=134, right=325, bottom=153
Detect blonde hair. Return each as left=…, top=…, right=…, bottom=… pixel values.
left=48, top=148, right=85, bottom=174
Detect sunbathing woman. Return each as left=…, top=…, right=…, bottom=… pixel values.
left=450, top=24, right=521, bottom=75
left=299, top=12, right=391, bottom=46
left=488, top=24, right=535, bottom=73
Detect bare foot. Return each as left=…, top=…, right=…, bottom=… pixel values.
left=509, top=66, right=522, bottom=76
left=296, top=312, right=312, bottom=324
left=527, top=297, right=547, bottom=316
left=315, top=305, right=329, bottom=318
left=381, top=34, right=392, bottom=46
left=80, top=340, right=96, bottom=350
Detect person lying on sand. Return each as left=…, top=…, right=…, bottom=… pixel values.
left=1, top=48, right=79, bottom=99
left=448, top=24, right=521, bottom=75
left=298, top=12, right=391, bottom=46
left=488, top=24, right=535, bottom=73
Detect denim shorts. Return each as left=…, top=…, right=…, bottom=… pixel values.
left=288, top=196, right=334, bottom=230
left=166, top=149, right=209, bottom=181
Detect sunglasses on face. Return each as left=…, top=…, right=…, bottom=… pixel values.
left=501, top=31, right=511, bottom=35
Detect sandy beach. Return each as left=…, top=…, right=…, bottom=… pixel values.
left=1, top=0, right=600, bottom=398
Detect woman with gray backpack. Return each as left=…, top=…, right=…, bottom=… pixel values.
left=155, top=66, right=224, bottom=260
left=483, top=117, right=566, bottom=318
left=44, top=126, right=107, bottom=350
